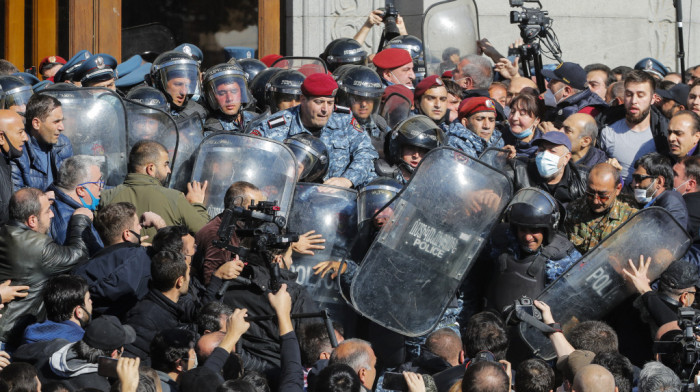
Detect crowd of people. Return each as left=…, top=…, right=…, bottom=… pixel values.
left=0, top=7, right=699, bottom=392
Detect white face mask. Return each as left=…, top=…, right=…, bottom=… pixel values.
left=535, top=150, right=562, bottom=178
left=674, top=179, right=690, bottom=195
left=634, top=179, right=658, bottom=204
left=551, top=85, right=566, bottom=104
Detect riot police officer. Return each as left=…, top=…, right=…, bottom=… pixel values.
left=320, top=38, right=368, bottom=73
left=266, top=70, right=305, bottom=113
left=252, top=73, right=378, bottom=188
left=73, top=53, right=118, bottom=91
left=384, top=115, right=446, bottom=185
left=485, top=187, right=581, bottom=314
left=125, top=86, right=171, bottom=146
left=384, top=35, right=426, bottom=82
left=150, top=51, right=208, bottom=120
left=249, top=68, right=282, bottom=114
left=284, top=133, right=329, bottom=182
left=412, top=75, right=450, bottom=132
left=237, top=58, right=268, bottom=82
left=202, top=63, right=257, bottom=133
left=337, top=66, right=390, bottom=159
left=0, top=76, right=33, bottom=115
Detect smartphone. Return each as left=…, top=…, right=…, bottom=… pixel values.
left=382, top=372, right=408, bottom=391
left=97, top=356, right=119, bottom=378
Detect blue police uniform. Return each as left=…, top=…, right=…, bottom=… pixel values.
left=204, top=110, right=258, bottom=134
left=253, top=105, right=378, bottom=187
left=54, top=50, right=91, bottom=83
left=447, top=121, right=504, bottom=158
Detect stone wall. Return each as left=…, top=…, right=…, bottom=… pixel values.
left=286, top=0, right=700, bottom=72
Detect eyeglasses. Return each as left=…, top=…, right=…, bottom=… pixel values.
left=78, top=179, right=105, bottom=189
left=632, top=174, right=656, bottom=183
left=585, top=189, right=612, bottom=202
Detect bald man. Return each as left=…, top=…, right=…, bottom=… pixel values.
left=507, top=77, right=538, bottom=106
left=572, top=364, right=616, bottom=392
left=0, top=110, right=28, bottom=224
left=561, top=113, right=608, bottom=170
left=329, top=339, right=377, bottom=390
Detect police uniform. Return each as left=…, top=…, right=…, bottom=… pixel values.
left=447, top=97, right=504, bottom=158
left=73, top=53, right=118, bottom=87
left=204, top=110, right=259, bottom=133
left=362, top=114, right=390, bottom=160
left=373, top=48, right=414, bottom=88
left=171, top=99, right=208, bottom=123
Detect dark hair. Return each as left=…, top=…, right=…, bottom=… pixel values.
left=314, top=364, right=363, bottom=392
left=584, top=63, right=616, bottom=88
left=151, top=225, right=190, bottom=254
left=611, top=66, right=633, bottom=79
left=75, top=340, right=112, bottom=363
left=150, top=250, right=187, bottom=292
left=624, top=70, right=656, bottom=92
left=515, top=359, right=554, bottom=392
left=462, top=361, right=509, bottom=392
left=224, top=181, right=260, bottom=210
left=241, top=371, right=271, bottom=392
left=509, top=92, right=545, bottom=120
left=592, top=351, right=634, bottom=392
left=44, top=275, right=89, bottom=322
left=25, top=94, right=62, bottom=131
left=443, top=79, right=463, bottom=99
left=41, top=382, right=71, bottom=392
left=672, top=110, right=700, bottom=135
left=217, top=379, right=257, bottom=392
left=462, top=312, right=509, bottom=360
left=9, top=188, right=43, bottom=223
left=426, top=328, right=462, bottom=365
left=0, top=362, right=39, bottom=392
left=299, top=322, right=335, bottom=368
left=0, top=60, right=19, bottom=75
left=567, top=320, right=618, bottom=354
left=150, top=328, right=196, bottom=373
left=634, top=152, right=674, bottom=189
left=128, top=140, right=167, bottom=173
left=680, top=155, right=700, bottom=182
left=95, top=202, right=137, bottom=245
left=196, top=302, right=233, bottom=335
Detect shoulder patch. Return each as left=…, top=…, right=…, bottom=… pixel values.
left=351, top=117, right=363, bottom=133
left=335, top=105, right=351, bottom=114
left=267, top=116, right=286, bottom=129
left=251, top=129, right=262, bottom=136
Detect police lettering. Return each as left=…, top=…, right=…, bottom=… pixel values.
left=585, top=267, right=620, bottom=298
left=408, top=219, right=458, bottom=259
left=353, top=80, right=382, bottom=89
left=280, top=80, right=295, bottom=86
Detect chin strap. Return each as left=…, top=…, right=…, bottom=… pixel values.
left=399, top=160, right=415, bottom=175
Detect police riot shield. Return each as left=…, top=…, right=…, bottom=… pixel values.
left=124, top=100, right=179, bottom=164
left=479, top=148, right=510, bottom=172
left=422, top=0, right=479, bottom=76
left=42, top=87, right=128, bottom=186
left=287, top=183, right=358, bottom=320
left=190, top=132, right=297, bottom=218
left=518, top=207, right=691, bottom=360
left=271, top=57, right=328, bottom=77
left=380, top=92, right=412, bottom=130
left=169, top=114, right=204, bottom=191
left=350, top=147, right=513, bottom=336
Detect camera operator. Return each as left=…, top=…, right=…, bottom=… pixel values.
left=352, top=9, right=408, bottom=49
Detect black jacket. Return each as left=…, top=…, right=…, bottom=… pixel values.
left=650, top=189, right=689, bottom=231
left=397, top=349, right=453, bottom=375
left=0, top=153, right=12, bottom=226
left=509, top=158, right=587, bottom=207
left=598, top=104, right=671, bottom=157
left=683, top=191, right=700, bottom=240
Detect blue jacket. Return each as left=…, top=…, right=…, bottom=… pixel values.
left=447, top=121, right=504, bottom=158
left=47, top=185, right=103, bottom=256
left=22, top=320, right=84, bottom=345
left=12, top=134, right=73, bottom=191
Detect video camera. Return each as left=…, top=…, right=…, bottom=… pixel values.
left=654, top=307, right=700, bottom=388
left=509, top=0, right=552, bottom=42
left=378, top=0, right=401, bottom=53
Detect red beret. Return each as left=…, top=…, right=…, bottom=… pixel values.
left=372, top=48, right=413, bottom=70
left=441, top=70, right=453, bottom=78
left=39, top=55, right=66, bottom=70
left=260, top=54, right=283, bottom=67
left=458, top=96, right=496, bottom=119
left=301, top=73, right=338, bottom=97
left=382, top=84, right=414, bottom=105
left=414, top=75, right=445, bottom=98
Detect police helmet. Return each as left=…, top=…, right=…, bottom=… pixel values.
left=385, top=35, right=426, bottom=81
left=203, top=63, right=251, bottom=116
left=266, top=70, right=305, bottom=113
left=337, top=66, right=384, bottom=124
left=357, top=177, right=402, bottom=225
left=126, top=85, right=170, bottom=113
left=321, top=38, right=368, bottom=72
left=249, top=67, right=283, bottom=113
left=505, top=187, right=561, bottom=244
left=150, top=51, right=200, bottom=110
left=237, top=58, right=268, bottom=82
left=284, top=133, right=329, bottom=182
left=388, top=115, right=446, bottom=170
left=0, top=76, right=33, bottom=112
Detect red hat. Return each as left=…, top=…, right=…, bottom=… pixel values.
left=441, top=70, right=453, bottom=79
left=260, top=54, right=283, bottom=67
left=39, top=55, right=67, bottom=70
left=301, top=73, right=338, bottom=97
left=414, top=75, right=445, bottom=98
left=372, top=48, right=413, bottom=70
left=382, top=84, right=414, bottom=105
left=458, top=96, right=496, bottom=119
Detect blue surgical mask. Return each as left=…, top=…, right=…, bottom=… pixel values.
left=536, top=150, right=562, bottom=178
left=513, top=126, right=534, bottom=140
left=634, top=179, right=658, bottom=204
left=79, top=187, right=100, bottom=211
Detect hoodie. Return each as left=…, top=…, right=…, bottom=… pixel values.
left=23, top=320, right=84, bottom=345
left=49, top=342, right=111, bottom=391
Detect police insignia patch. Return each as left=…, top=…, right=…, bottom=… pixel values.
left=351, top=117, right=362, bottom=132
left=96, top=56, right=105, bottom=69
left=49, top=56, right=56, bottom=63
left=268, top=117, right=286, bottom=128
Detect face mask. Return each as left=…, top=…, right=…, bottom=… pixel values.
left=512, top=126, right=534, bottom=140
left=3, top=136, right=23, bottom=160
left=675, top=180, right=690, bottom=195
left=192, top=354, right=198, bottom=369
left=129, top=230, right=142, bottom=245
left=634, top=179, right=657, bottom=204
left=551, top=85, right=566, bottom=104
left=390, top=72, right=414, bottom=90
left=535, top=150, right=562, bottom=178
left=79, top=187, right=100, bottom=211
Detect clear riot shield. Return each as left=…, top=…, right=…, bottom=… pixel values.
left=350, top=147, right=513, bottom=336
left=479, top=148, right=510, bottom=172
left=422, top=0, right=480, bottom=76
left=190, top=133, right=297, bottom=218
left=169, top=114, right=204, bottom=191
left=519, top=207, right=691, bottom=360
left=42, top=87, right=128, bottom=186
left=124, top=100, right=179, bottom=163
left=287, top=183, right=358, bottom=320
left=380, top=92, right=412, bottom=130
left=271, top=57, right=328, bottom=77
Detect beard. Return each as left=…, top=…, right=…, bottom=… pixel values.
left=625, top=106, right=651, bottom=125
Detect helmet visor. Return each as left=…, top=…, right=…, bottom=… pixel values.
left=346, top=94, right=381, bottom=121
left=358, top=185, right=400, bottom=224
left=286, top=139, right=327, bottom=182
left=206, top=74, right=250, bottom=113
left=5, top=86, right=33, bottom=108
left=160, top=63, right=199, bottom=96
